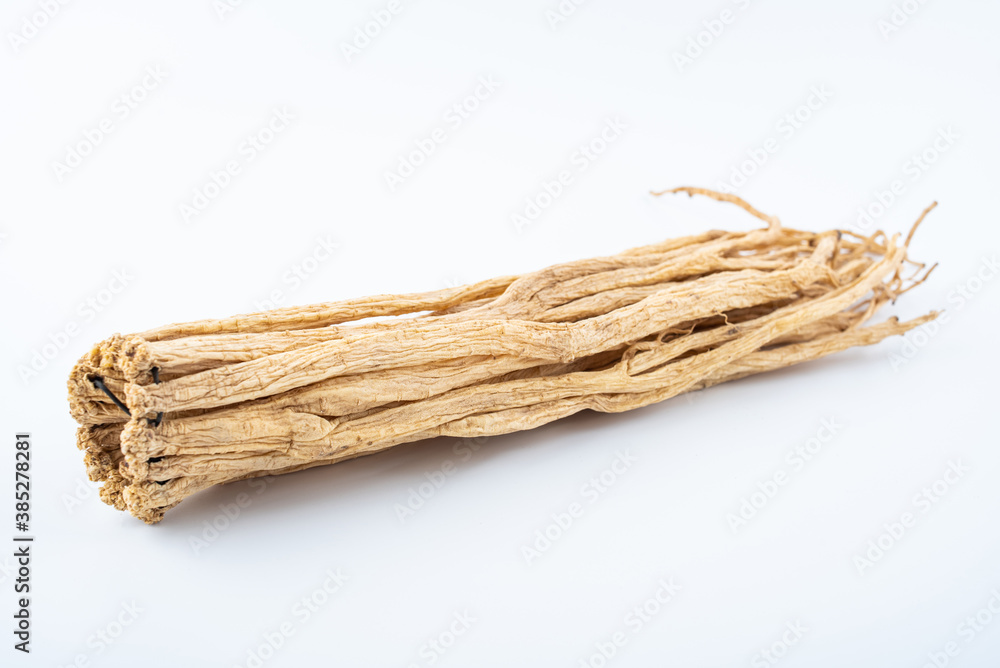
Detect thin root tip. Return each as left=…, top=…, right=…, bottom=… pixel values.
left=650, top=187, right=690, bottom=197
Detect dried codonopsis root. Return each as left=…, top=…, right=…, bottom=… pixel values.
left=67, top=187, right=939, bottom=524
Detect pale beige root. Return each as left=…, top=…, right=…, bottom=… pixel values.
left=114, top=226, right=826, bottom=382
left=471, top=314, right=938, bottom=433
left=114, top=313, right=933, bottom=519
left=115, top=306, right=932, bottom=522
left=459, top=227, right=795, bottom=320
left=137, top=274, right=519, bottom=341
left=116, top=350, right=623, bottom=483
left=77, top=424, right=126, bottom=482
left=426, top=314, right=938, bottom=441
left=84, top=447, right=125, bottom=483
left=207, top=312, right=937, bottom=495
left=66, top=186, right=938, bottom=524
left=125, top=247, right=839, bottom=417
left=114, top=253, right=908, bottom=489
left=109, top=309, right=820, bottom=482
left=76, top=423, right=123, bottom=451
left=153, top=288, right=860, bottom=427
left=119, top=239, right=901, bottom=484
left=525, top=231, right=810, bottom=318
left=116, top=230, right=816, bottom=380
left=97, top=470, right=130, bottom=512
left=122, top=354, right=554, bottom=456
left=130, top=249, right=802, bottom=377
left=103, top=235, right=860, bottom=426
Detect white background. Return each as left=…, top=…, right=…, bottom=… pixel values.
left=1, top=0, right=999, bottom=666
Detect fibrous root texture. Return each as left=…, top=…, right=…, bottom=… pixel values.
left=67, top=188, right=939, bottom=524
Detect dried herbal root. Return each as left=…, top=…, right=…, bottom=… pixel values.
left=67, top=188, right=938, bottom=524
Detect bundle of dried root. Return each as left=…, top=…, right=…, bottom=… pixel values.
left=67, top=188, right=938, bottom=524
